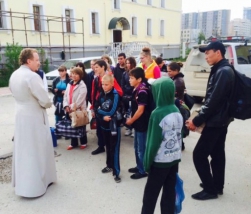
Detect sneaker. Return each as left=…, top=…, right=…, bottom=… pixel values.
left=114, top=175, right=121, bottom=183
left=130, top=129, right=134, bottom=138
left=125, top=129, right=132, bottom=136
left=199, top=183, right=223, bottom=195
left=91, top=147, right=105, bottom=155
left=128, top=167, right=139, bottom=173
left=80, top=144, right=87, bottom=149
left=101, top=167, right=113, bottom=173
left=191, top=190, right=218, bottom=200
left=67, top=145, right=74, bottom=150
left=130, top=172, right=148, bottom=179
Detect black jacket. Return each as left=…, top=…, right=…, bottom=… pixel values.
left=95, top=88, right=120, bottom=130
left=52, top=75, right=70, bottom=105
left=193, top=59, right=235, bottom=127
left=121, top=71, right=133, bottom=96
left=87, top=71, right=95, bottom=104
left=171, top=72, right=185, bottom=101
left=113, top=63, right=126, bottom=86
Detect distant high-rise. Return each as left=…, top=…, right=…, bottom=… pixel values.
left=243, top=7, right=251, bottom=21
left=182, top=10, right=231, bottom=39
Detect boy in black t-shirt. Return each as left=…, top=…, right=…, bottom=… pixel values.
left=126, top=67, right=151, bottom=179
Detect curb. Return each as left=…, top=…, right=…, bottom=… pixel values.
left=0, top=152, right=13, bottom=160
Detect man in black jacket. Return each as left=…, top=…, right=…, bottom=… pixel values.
left=113, top=53, right=126, bottom=86
left=186, top=41, right=235, bottom=200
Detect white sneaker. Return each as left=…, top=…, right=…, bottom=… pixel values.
left=125, top=129, right=132, bottom=136
left=131, top=130, right=134, bottom=138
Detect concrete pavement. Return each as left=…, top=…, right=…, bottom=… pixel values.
left=1, top=88, right=251, bottom=214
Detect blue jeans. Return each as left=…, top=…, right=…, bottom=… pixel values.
left=134, top=131, right=147, bottom=174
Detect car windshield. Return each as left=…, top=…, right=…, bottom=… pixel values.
left=235, top=45, right=251, bottom=65
left=60, top=60, right=80, bottom=69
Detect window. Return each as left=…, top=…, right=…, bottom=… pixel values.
left=161, top=0, right=165, bottom=8
left=160, top=20, right=164, bottom=36
left=147, top=19, right=152, bottom=36
left=33, top=5, right=41, bottom=31
left=65, top=9, right=71, bottom=33
left=114, top=0, right=120, bottom=9
left=147, top=0, right=152, bottom=5
left=132, top=17, right=137, bottom=35
left=91, top=12, right=99, bottom=34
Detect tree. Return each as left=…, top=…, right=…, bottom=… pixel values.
left=0, top=43, right=22, bottom=87
left=197, top=32, right=206, bottom=45
left=5, top=43, right=22, bottom=73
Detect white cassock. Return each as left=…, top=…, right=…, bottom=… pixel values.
left=9, top=65, right=57, bottom=197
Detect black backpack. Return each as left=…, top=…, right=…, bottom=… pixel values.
left=228, top=65, right=251, bottom=120
left=135, top=84, right=155, bottom=115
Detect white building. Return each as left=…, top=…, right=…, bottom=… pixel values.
left=182, top=10, right=231, bottom=38
left=229, top=18, right=251, bottom=37
left=181, top=29, right=201, bottom=48
left=0, top=0, right=182, bottom=63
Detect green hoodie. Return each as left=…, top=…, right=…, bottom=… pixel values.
left=144, top=77, right=183, bottom=172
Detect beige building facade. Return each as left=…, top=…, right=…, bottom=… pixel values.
left=0, top=0, right=182, bottom=61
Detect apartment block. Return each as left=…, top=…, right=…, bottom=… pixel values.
left=182, top=10, right=231, bottom=39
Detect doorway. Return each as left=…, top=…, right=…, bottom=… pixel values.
left=113, top=30, right=122, bottom=43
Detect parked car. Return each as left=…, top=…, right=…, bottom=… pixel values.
left=45, top=56, right=116, bottom=89
left=183, top=42, right=251, bottom=103
left=39, top=64, right=59, bottom=72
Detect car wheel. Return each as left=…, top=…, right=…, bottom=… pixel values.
left=193, top=96, right=204, bottom=103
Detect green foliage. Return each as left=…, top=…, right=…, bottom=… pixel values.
left=171, top=57, right=186, bottom=62
left=186, top=48, right=191, bottom=56
left=5, top=43, right=22, bottom=73
left=198, top=32, right=206, bottom=45
left=42, top=58, right=49, bottom=73
left=0, top=43, right=22, bottom=87
left=37, top=48, right=49, bottom=73
left=0, top=69, right=10, bottom=87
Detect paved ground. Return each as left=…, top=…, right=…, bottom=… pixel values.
left=1, top=88, right=251, bottom=214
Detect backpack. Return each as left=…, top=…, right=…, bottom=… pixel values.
left=135, top=84, right=155, bottom=115
left=179, top=103, right=190, bottom=138
left=228, top=65, right=251, bottom=120
left=94, top=77, right=125, bottom=126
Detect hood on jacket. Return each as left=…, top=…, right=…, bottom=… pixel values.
left=172, top=72, right=184, bottom=80
left=151, top=77, right=175, bottom=107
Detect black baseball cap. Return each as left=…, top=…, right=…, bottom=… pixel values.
left=199, top=41, right=226, bottom=55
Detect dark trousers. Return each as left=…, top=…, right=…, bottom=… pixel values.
left=96, top=118, right=105, bottom=148
left=71, top=125, right=87, bottom=147
left=193, top=126, right=228, bottom=194
left=102, top=127, right=121, bottom=176
left=141, top=164, right=178, bottom=214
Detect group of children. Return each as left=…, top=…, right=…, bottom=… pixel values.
left=53, top=46, right=185, bottom=213
left=88, top=54, right=183, bottom=213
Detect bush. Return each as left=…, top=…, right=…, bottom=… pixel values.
left=38, top=48, right=49, bottom=73
left=5, top=43, right=22, bottom=74
left=0, top=43, right=22, bottom=87
left=0, top=69, right=11, bottom=87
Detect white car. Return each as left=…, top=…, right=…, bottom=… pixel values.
left=183, top=41, right=251, bottom=103
left=45, top=56, right=116, bottom=89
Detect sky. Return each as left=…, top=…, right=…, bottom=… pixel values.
left=182, top=0, right=251, bottom=20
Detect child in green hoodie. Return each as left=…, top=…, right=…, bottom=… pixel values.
left=141, top=77, right=183, bottom=214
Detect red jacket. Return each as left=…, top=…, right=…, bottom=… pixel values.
left=90, top=73, right=123, bottom=110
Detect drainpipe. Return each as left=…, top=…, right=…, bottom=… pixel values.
left=104, top=1, right=107, bottom=54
